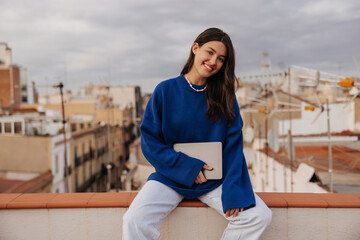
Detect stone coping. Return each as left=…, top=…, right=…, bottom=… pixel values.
left=1, top=192, right=360, bottom=209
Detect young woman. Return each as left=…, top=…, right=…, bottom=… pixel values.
left=123, top=28, right=272, bottom=240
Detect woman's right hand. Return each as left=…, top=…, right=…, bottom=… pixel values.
left=194, top=164, right=213, bottom=184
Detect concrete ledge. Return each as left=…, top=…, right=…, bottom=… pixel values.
left=1, top=192, right=360, bottom=209
left=1, top=192, right=360, bottom=240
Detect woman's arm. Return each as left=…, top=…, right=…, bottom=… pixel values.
left=140, top=86, right=205, bottom=187
left=221, top=99, right=256, bottom=213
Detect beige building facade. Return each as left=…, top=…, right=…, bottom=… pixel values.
left=69, top=121, right=127, bottom=192
left=0, top=43, right=21, bottom=111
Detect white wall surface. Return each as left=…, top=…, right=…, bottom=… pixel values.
left=279, top=102, right=355, bottom=136
left=51, top=133, right=71, bottom=193
left=1, top=207, right=359, bottom=240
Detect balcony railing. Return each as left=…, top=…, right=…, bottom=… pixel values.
left=75, top=156, right=82, bottom=167
left=83, top=153, right=90, bottom=162
left=63, top=166, right=72, bottom=177
left=1, top=192, right=360, bottom=239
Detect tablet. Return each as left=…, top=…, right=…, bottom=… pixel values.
left=173, top=142, right=222, bottom=180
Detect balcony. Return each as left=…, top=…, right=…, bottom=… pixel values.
left=75, top=156, right=82, bottom=167
left=83, top=153, right=90, bottom=162
left=1, top=192, right=360, bottom=239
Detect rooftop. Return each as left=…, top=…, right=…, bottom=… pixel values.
left=262, top=143, right=360, bottom=193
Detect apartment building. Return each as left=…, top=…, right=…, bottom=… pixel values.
left=78, top=84, right=142, bottom=135
left=0, top=43, right=21, bottom=111
left=69, top=112, right=128, bottom=192
left=0, top=111, right=71, bottom=193
left=38, top=96, right=134, bottom=128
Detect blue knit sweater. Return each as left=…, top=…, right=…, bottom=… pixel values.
left=140, top=75, right=255, bottom=213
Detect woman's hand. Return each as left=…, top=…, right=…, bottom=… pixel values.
left=225, top=208, right=244, bottom=218
left=194, top=164, right=213, bottom=184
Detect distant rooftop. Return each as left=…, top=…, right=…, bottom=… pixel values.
left=263, top=144, right=360, bottom=193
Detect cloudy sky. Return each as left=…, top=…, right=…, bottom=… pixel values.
left=1, top=0, right=359, bottom=94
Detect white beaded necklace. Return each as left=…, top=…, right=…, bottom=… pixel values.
left=184, top=75, right=207, bottom=92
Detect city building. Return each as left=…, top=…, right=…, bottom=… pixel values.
left=0, top=43, right=21, bottom=112
left=20, top=68, right=39, bottom=104
left=0, top=110, right=71, bottom=193
left=36, top=95, right=134, bottom=128
left=78, top=84, right=143, bottom=135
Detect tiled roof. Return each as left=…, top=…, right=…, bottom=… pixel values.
left=0, top=179, right=25, bottom=193
left=0, top=171, right=52, bottom=193
left=264, top=145, right=360, bottom=174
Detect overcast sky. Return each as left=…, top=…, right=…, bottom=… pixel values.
left=1, top=0, right=359, bottom=94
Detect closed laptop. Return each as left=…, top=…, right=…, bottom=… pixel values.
left=173, top=142, right=222, bottom=180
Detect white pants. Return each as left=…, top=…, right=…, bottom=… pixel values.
left=123, top=180, right=272, bottom=240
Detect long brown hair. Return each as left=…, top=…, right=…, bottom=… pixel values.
left=181, top=27, right=238, bottom=125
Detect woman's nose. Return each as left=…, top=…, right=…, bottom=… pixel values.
left=209, top=56, right=217, bottom=65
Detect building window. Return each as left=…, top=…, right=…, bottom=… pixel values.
left=83, top=163, right=86, bottom=184
left=89, top=160, right=92, bottom=178
left=89, top=140, right=93, bottom=159
left=71, top=123, right=77, bottom=132
left=55, top=154, right=59, bottom=174
left=4, top=122, right=11, bottom=133
left=88, top=123, right=92, bottom=128
left=80, top=123, right=84, bottom=129
left=82, top=142, right=86, bottom=161
left=82, top=142, right=86, bottom=184
left=0, top=123, right=2, bottom=133
left=75, top=168, right=79, bottom=191
left=14, top=122, right=22, bottom=134
left=75, top=146, right=80, bottom=167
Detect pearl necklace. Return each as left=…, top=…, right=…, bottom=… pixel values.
left=184, top=75, right=207, bottom=92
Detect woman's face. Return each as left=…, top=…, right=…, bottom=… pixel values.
left=191, top=40, right=227, bottom=79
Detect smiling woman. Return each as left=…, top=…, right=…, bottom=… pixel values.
left=122, top=27, right=272, bottom=240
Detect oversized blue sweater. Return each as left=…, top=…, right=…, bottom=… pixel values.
left=140, top=75, right=255, bottom=213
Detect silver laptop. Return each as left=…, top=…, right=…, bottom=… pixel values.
left=173, top=142, right=222, bottom=180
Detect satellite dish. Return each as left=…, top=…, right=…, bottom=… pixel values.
left=268, top=129, right=279, bottom=153
left=244, top=126, right=255, bottom=143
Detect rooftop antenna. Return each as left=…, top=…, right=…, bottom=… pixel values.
left=36, top=81, right=70, bottom=192
left=294, top=67, right=334, bottom=193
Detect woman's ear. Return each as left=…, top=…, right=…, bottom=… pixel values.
left=192, top=42, right=199, bottom=55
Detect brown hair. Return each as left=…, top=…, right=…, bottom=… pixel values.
left=181, top=27, right=238, bottom=125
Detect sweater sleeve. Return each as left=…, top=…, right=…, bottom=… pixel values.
left=140, top=85, right=205, bottom=187
left=221, top=99, right=256, bottom=213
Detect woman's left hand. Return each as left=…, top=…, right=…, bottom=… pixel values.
left=225, top=208, right=244, bottom=218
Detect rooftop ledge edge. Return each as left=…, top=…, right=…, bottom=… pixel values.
left=1, top=192, right=360, bottom=209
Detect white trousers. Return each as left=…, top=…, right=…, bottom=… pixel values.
left=123, top=180, right=272, bottom=240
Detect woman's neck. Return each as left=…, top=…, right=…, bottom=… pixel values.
left=185, top=71, right=207, bottom=86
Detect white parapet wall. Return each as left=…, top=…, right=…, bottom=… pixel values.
left=1, top=207, right=360, bottom=240
left=1, top=192, right=360, bottom=240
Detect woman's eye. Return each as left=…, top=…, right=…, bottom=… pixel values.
left=208, top=51, right=213, bottom=55
left=218, top=58, right=224, bottom=63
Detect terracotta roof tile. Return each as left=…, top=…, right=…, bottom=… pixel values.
left=87, top=192, right=130, bottom=207
left=0, top=193, right=22, bottom=208
left=179, top=199, right=207, bottom=207
left=319, top=193, right=360, bottom=208
left=127, top=192, right=138, bottom=206
left=47, top=193, right=94, bottom=208
left=258, top=192, right=287, bottom=207
left=6, top=193, right=58, bottom=209
left=279, top=193, right=328, bottom=208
